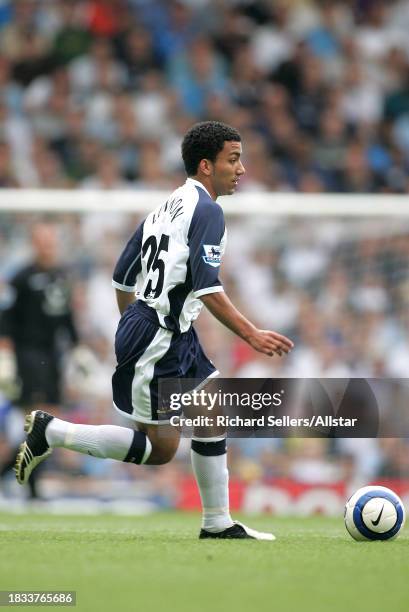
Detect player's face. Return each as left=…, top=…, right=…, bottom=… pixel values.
left=211, top=141, right=245, bottom=197
left=31, top=223, right=59, bottom=267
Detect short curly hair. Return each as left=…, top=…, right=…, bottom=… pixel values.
left=181, top=121, right=241, bottom=176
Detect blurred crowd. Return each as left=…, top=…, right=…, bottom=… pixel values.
left=0, top=0, right=409, bottom=193
left=1, top=0, right=409, bottom=504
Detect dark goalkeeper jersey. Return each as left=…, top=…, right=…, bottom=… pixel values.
left=0, top=263, right=78, bottom=350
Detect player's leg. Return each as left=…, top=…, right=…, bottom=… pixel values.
left=188, top=393, right=232, bottom=531
left=187, top=345, right=275, bottom=540
left=136, top=422, right=180, bottom=465
left=191, top=433, right=232, bottom=531
left=16, top=314, right=181, bottom=484
left=15, top=409, right=181, bottom=484
left=192, top=426, right=274, bottom=540
left=15, top=410, right=153, bottom=485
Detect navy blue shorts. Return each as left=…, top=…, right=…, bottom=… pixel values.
left=112, top=301, right=218, bottom=424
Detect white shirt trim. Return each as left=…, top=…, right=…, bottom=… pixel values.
left=112, top=279, right=136, bottom=293
left=193, top=285, right=224, bottom=299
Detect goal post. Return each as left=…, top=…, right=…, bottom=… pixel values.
left=0, top=189, right=409, bottom=215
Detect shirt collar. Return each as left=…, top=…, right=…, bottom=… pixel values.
left=186, top=177, right=212, bottom=199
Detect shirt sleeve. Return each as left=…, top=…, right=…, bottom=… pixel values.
left=112, top=221, right=145, bottom=292
left=188, top=200, right=226, bottom=298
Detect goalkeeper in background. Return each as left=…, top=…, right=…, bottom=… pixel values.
left=0, top=221, right=78, bottom=498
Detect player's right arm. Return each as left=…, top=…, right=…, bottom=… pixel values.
left=201, top=291, right=293, bottom=357
left=114, top=290, right=135, bottom=316
left=112, top=221, right=145, bottom=315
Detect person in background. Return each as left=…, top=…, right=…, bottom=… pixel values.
left=0, top=220, right=78, bottom=498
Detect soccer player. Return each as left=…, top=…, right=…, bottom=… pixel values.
left=15, top=122, right=294, bottom=539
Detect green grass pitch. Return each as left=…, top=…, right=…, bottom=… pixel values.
left=0, top=511, right=408, bottom=612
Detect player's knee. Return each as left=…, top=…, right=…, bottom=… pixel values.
left=146, top=439, right=179, bottom=465
left=138, top=423, right=180, bottom=465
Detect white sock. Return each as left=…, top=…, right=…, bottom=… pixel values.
left=45, top=418, right=151, bottom=463
left=191, top=437, right=233, bottom=532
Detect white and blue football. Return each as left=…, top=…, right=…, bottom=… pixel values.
left=344, top=485, right=406, bottom=541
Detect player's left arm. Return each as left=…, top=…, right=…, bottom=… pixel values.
left=112, top=220, right=145, bottom=315
left=201, top=291, right=293, bottom=357
left=188, top=201, right=293, bottom=356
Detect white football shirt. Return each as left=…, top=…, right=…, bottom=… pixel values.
left=112, top=178, right=227, bottom=333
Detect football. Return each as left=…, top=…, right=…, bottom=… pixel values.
left=344, top=485, right=406, bottom=541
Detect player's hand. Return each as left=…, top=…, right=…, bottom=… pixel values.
left=247, top=329, right=294, bottom=357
